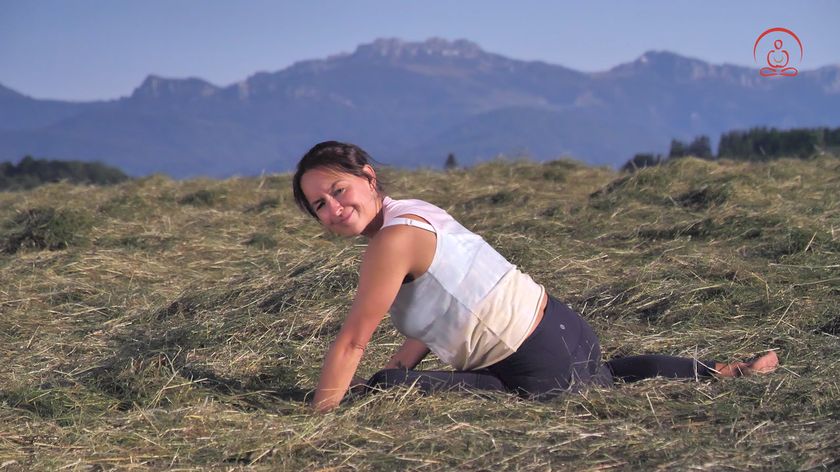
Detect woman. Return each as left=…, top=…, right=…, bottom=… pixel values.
left=293, top=141, right=778, bottom=412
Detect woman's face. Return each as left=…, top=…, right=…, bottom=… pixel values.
left=299, top=165, right=381, bottom=237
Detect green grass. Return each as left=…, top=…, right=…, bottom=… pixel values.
left=1, top=155, right=838, bottom=470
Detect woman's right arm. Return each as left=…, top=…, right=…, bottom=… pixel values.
left=385, top=338, right=430, bottom=370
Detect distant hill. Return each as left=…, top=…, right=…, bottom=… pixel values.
left=1, top=37, right=839, bottom=177
left=0, top=155, right=129, bottom=191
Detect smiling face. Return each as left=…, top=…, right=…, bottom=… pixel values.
left=299, top=165, right=383, bottom=237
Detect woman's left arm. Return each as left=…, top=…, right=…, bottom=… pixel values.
left=312, top=228, right=414, bottom=412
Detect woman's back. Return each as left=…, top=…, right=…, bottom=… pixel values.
left=383, top=196, right=545, bottom=370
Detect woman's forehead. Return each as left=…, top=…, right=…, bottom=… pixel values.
left=301, top=167, right=353, bottom=194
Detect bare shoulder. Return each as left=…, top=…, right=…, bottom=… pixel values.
left=367, top=221, right=417, bottom=256
left=367, top=214, right=436, bottom=280
left=359, top=226, right=414, bottom=295
left=373, top=214, right=435, bottom=247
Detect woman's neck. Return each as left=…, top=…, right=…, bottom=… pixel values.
left=361, top=195, right=385, bottom=238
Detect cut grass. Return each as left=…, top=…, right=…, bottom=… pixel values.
left=0, top=155, right=838, bottom=470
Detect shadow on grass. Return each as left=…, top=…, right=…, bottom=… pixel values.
left=76, top=324, right=309, bottom=412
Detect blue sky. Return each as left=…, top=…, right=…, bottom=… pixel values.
left=1, top=0, right=838, bottom=101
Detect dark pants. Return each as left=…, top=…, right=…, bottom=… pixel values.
left=366, top=295, right=716, bottom=399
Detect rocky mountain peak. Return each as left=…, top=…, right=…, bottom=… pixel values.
left=622, top=50, right=707, bottom=72
left=603, top=50, right=751, bottom=83
left=353, top=37, right=485, bottom=60
left=131, top=75, right=220, bottom=100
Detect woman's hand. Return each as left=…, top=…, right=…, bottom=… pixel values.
left=385, top=338, right=430, bottom=370
left=312, top=338, right=368, bottom=412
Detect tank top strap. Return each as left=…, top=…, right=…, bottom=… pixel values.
left=382, top=217, right=436, bottom=234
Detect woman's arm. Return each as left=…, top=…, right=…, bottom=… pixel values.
left=385, top=338, right=430, bottom=370
left=312, top=227, right=416, bottom=412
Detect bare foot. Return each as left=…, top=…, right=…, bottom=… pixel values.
left=714, top=351, right=779, bottom=377
left=747, top=351, right=779, bottom=374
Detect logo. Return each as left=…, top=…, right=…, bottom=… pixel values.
left=754, top=27, right=803, bottom=77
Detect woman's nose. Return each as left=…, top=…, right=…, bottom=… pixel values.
left=327, top=197, right=342, bottom=216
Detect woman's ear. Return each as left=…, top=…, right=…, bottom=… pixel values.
left=362, top=164, right=377, bottom=189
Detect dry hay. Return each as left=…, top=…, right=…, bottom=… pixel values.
left=1, top=155, right=838, bottom=470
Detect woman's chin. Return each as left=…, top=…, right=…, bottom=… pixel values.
left=330, top=224, right=361, bottom=237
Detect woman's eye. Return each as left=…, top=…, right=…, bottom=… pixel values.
left=334, top=188, right=344, bottom=196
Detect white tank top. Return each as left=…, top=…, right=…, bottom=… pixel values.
left=382, top=196, right=545, bottom=370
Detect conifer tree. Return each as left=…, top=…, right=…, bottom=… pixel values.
left=668, top=139, right=686, bottom=159
left=444, top=153, right=458, bottom=170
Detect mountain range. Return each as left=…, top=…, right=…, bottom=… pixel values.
left=2, top=37, right=839, bottom=177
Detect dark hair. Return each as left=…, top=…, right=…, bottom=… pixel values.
left=292, top=141, right=385, bottom=219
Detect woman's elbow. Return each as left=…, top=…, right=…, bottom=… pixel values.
left=330, top=336, right=368, bottom=358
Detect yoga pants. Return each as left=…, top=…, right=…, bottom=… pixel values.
left=366, top=295, right=716, bottom=399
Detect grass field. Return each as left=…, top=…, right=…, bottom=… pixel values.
left=1, top=155, right=839, bottom=470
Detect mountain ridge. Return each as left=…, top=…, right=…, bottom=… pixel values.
left=1, top=37, right=838, bottom=177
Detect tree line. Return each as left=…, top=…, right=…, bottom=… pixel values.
left=623, top=126, right=840, bottom=172
left=0, top=155, right=129, bottom=191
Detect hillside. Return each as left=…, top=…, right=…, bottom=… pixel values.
left=2, top=38, right=839, bottom=177
left=1, top=155, right=838, bottom=469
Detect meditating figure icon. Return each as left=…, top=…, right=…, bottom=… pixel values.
left=760, top=39, right=798, bottom=77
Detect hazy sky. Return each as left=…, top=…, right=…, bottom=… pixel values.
left=1, top=1, right=838, bottom=101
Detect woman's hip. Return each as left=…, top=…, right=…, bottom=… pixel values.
left=486, top=295, right=612, bottom=396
